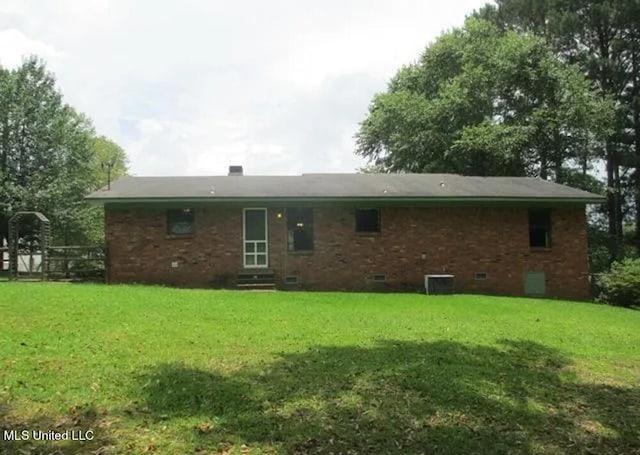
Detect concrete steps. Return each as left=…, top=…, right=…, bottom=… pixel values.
left=236, top=269, right=276, bottom=290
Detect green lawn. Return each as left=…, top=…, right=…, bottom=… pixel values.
left=0, top=283, right=639, bottom=454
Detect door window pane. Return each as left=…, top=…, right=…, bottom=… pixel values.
left=245, top=210, right=266, bottom=240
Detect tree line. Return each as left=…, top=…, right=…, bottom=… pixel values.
left=0, top=57, right=127, bottom=249
left=356, top=0, right=640, bottom=270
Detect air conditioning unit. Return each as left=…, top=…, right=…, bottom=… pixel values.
left=425, top=274, right=454, bottom=295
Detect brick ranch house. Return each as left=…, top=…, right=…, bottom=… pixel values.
left=87, top=168, right=604, bottom=300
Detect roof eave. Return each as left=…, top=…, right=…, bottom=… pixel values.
left=86, top=195, right=606, bottom=205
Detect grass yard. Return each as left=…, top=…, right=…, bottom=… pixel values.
left=0, top=283, right=639, bottom=454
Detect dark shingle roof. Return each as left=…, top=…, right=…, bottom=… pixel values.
left=86, top=173, right=604, bottom=203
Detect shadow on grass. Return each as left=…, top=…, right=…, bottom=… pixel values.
left=0, top=403, right=115, bottom=455
left=133, top=340, right=639, bottom=454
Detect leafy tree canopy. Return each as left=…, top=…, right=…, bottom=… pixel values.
left=356, top=18, right=613, bottom=186
left=0, top=57, right=128, bottom=246
left=476, top=0, right=640, bottom=259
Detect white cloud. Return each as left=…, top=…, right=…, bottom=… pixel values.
left=0, top=29, right=63, bottom=68
left=0, top=0, right=491, bottom=176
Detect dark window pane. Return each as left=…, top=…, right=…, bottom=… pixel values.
left=293, top=229, right=313, bottom=250
left=355, top=209, right=380, bottom=232
left=529, top=209, right=551, bottom=247
left=167, top=209, right=195, bottom=235
left=287, top=208, right=314, bottom=251
left=529, top=228, right=548, bottom=247
left=529, top=210, right=550, bottom=227
left=245, top=209, right=266, bottom=241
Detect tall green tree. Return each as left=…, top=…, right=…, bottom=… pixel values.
left=90, top=136, right=128, bottom=189
left=356, top=19, right=611, bottom=185
left=0, top=57, right=127, bottom=248
left=477, top=0, right=640, bottom=259
left=80, top=136, right=128, bottom=244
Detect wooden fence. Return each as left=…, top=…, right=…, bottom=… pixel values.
left=46, top=246, right=105, bottom=280
left=2, top=245, right=105, bottom=281
left=0, top=246, right=7, bottom=272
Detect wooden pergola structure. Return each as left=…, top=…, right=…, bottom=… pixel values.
left=8, top=211, right=50, bottom=281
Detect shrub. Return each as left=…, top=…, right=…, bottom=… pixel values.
left=600, top=258, right=640, bottom=307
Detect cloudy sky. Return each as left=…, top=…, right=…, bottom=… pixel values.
left=0, top=0, right=489, bottom=176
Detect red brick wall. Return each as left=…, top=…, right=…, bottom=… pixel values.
left=105, top=207, right=242, bottom=287
left=105, top=204, right=591, bottom=300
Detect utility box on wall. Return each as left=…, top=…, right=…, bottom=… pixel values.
left=425, top=274, right=454, bottom=295
left=524, top=271, right=546, bottom=295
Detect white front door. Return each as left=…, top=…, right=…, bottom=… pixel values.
left=243, top=208, right=268, bottom=268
